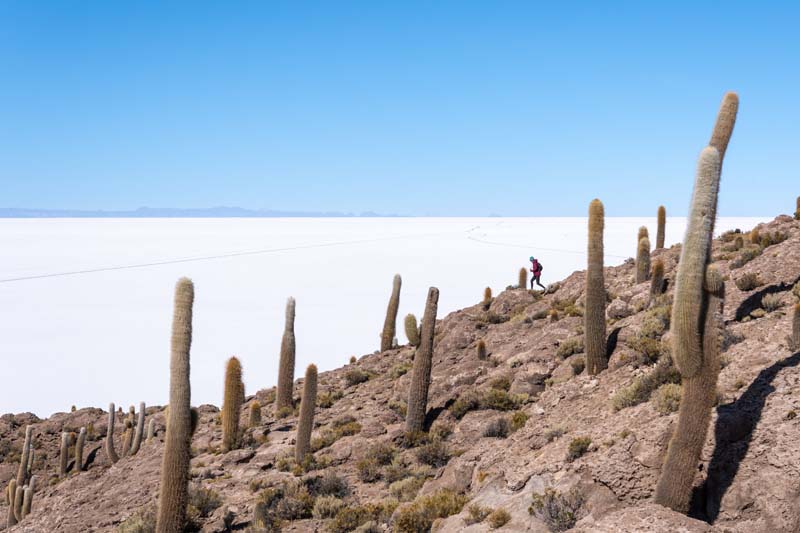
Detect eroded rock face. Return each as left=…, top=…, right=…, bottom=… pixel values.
left=2, top=215, right=800, bottom=532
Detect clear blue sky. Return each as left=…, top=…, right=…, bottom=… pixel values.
left=1, top=1, right=797, bottom=216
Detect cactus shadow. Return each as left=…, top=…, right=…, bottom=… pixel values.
left=605, top=327, right=622, bottom=359
left=733, top=275, right=800, bottom=322
left=693, top=351, right=800, bottom=522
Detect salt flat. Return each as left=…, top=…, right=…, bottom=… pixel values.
left=0, top=216, right=768, bottom=416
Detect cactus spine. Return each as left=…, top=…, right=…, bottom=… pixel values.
left=404, top=314, right=420, bottom=347
left=249, top=401, right=262, bottom=427
left=650, top=260, right=665, bottom=300
left=105, top=403, right=119, bottom=464
left=670, top=147, right=722, bottom=378
left=276, top=297, right=296, bottom=411
left=295, top=364, right=318, bottom=462
left=656, top=206, right=666, bottom=249
left=381, top=274, right=402, bottom=352
left=405, top=287, right=439, bottom=433
left=636, top=236, right=651, bottom=283
left=130, top=402, right=146, bottom=455
left=74, top=427, right=86, bottom=473
left=518, top=267, right=528, bottom=289
left=585, top=199, right=607, bottom=375
left=16, top=425, right=32, bottom=486
left=59, top=432, right=70, bottom=478
left=222, top=356, right=244, bottom=452
left=156, top=277, right=194, bottom=533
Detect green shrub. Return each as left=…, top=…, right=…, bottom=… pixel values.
left=310, top=417, right=362, bottom=452
left=274, top=483, right=314, bottom=520
left=306, top=470, right=349, bottom=498
left=312, top=495, right=346, bottom=519
left=118, top=505, right=157, bottom=533
left=464, top=504, right=491, bottom=525
left=481, top=388, right=522, bottom=411
left=731, top=246, right=762, bottom=269
left=415, top=440, right=450, bottom=467
left=735, top=272, right=762, bottom=291
left=489, top=375, right=511, bottom=391
left=528, top=488, right=585, bottom=532
left=344, top=368, right=370, bottom=387
left=570, top=357, right=585, bottom=375
left=317, top=390, right=343, bottom=408
left=652, top=383, right=682, bottom=415
left=329, top=501, right=398, bottom=533
left=394, top=489, right=468, bottom=533
left=390, top=362, right=413, bottom=379
left=483, top=417, right=510, bottom=438
left=357, top=457, right=382, bottom=483
left=390, top=476, right=425, bottom=502
left=566, top=437, right=591, bottom=462
left=611, top=357, right=680, bottom=411
left=450, top=391, right=481, bottom=419
left=487, top=508, right=511, bottom=529
left=556, top=337, right=584, bottom=359
left=544, top=427, right=565, bottom=442
left=510, top=411, right=529, bottom=432
left=187, top=484, right=223, bottom=521
left=762, top=293, right=783, bottom=312
left=388, top=399, right=407, bottom=418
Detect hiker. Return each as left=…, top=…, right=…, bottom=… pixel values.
left=530, top=256, right=545, bottom=290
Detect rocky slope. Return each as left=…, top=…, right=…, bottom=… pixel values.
left=2, top=214, right=800, bottom=533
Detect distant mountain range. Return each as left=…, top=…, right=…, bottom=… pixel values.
left=0, top=207, right=402, bottom=218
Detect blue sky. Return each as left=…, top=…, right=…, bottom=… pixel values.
left=0, top=2, right=797, bottom=216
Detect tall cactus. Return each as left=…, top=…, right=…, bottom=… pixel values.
left=295, top=364, right=318, bottom=462
left=16, top=425, right=32, bottom=486
left=655, top=265, right=725, bottom=512
left=75, top=427, right=86, bottom=473
left=276, top=297, right=296, bottom=411
left=59, top=432, right=70, bottom=478
left=518, top=267, right=528, bottom=290
left=156, top=277, right=194, bottom=533
left=130, top=402, right=146, bottom=456
left=483, top=287, right=492, bottom=310
left=404, top=314, right=420, bottom=347
left=381, top=274, right=402, bottom=352
left=585, top=199, right=607, bottom=375
left=405, top=287, right=439, bottom=433
left=105, top=402, right=119, bottom=464
left=222, top=356, right=244, bottom=452
left=670, top=147, right=722, bottom=378
left=656, top=206, right=666, bottom=249
left=650, top=260, right=665, bottom=300
left=636, top=236, right=651, bottom=283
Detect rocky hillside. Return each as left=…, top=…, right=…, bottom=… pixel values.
left=2, top=214, right=800, bottom=533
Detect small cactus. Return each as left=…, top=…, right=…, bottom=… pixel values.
left=105, top=402, right=119, bottom=464
left=249, top=401, right=262, bottom=427
left=483, top=287, right=492, bottom=310
left=156, top=277, right=194, bottom=533
left=637, top=226, right=649, bottom=242
left=12, top=485, right=22, bottom=524
left=121, top=419, right=133, bottom=457
left=130, top=402, right=146, bottom=456
left=656, top=206, right=666, bottom=249
left=147, top=418, right=156, bottom=443
left=404, top=314, right=420, bottom=347
left=222, top=356, right=244, bottom=452
left=16, top=425, right=32, bottom=486
left=21, top=485, right=32, bottom=519
left=295, top=364, right=318, bottom=462
left=650, top=260, right=665, bottom=300
left=636, top=236, right=651, bottom=283
left=74, top=427, right=86, bottom=473
left=276, top=297, right=297, bottom=411
left=477, top=339, right=487, bottom=360
left=6, top=479, right=17, bottom=527
left=518, top=267, right=528, bottom=290
left=381, top=274, right=402, bottom=352
left=585, top=199, right=607, bottom=375
left=791, top=303, right=800, bottom=351
left=59, top=432, right=70, bottom=478
left=405, top=287, right=439, bottom=433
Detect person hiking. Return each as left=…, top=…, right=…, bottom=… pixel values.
left=530, top=256, right=545, bottom=289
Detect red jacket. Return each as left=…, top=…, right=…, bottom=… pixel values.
left=531, top=259, right=541, bottom=276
